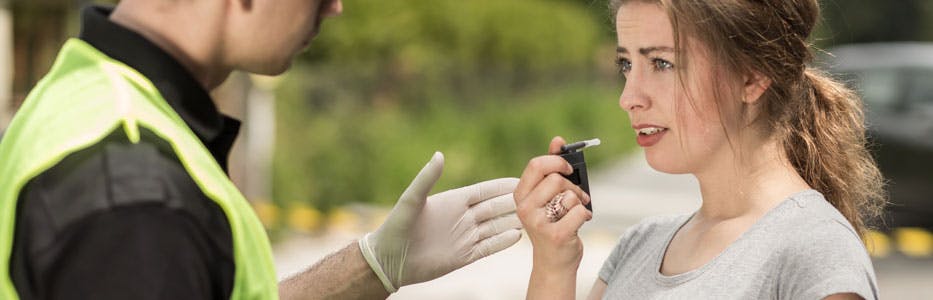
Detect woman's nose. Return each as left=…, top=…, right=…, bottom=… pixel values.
left=618, top=74, right=650, bottom=112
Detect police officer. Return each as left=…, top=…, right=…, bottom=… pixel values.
left=0, top=0, right=523, bottom=299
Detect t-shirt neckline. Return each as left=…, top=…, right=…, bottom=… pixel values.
left=651, top=189, right=820, bottom=285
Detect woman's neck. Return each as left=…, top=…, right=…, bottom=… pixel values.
left=692, top=135, right=811, bottom=222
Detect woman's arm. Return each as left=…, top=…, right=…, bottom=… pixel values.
left=824, top=293, right=863, bottom=300
left=586, top=279, right=607, bottom=300
left=515, top=137, right=594, bottom=299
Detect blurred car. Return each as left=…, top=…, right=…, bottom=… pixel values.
left=823, top=42, right=933, bottom=231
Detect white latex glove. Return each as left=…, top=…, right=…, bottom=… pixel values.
left=359, top=152, right=522, bottom=293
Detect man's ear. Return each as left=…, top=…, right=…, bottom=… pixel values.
left=236, top=0, right=252, bottom=10
left=742, top=71, right=772, bottom=104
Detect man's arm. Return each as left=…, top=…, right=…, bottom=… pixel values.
left=279, top=152, right=523, bottom=298
left=12, top=201, right=234, bottom=299
left=279, top=241, right=388, bottom=300
left=10, top=137, right=236, bottom=299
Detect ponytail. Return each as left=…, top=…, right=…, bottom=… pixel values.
left=780, top=67, right=886, bottom=236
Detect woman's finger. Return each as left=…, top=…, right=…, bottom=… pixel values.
left=552, top=190, right=582, bottom=221
left=515, top=155, right=572, bottom=201
left=548, top=136, right=567, bottom=155
left=524, top=173, right=588, bottom=209
left=556, top=203, right=593, bottom=231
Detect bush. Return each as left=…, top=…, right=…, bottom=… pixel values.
left=300, top=0, right=607, bottom=97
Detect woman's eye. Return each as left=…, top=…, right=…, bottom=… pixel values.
left=652, top=58, right=674, bottom=71
left=616, top=58, right=632, bottom=74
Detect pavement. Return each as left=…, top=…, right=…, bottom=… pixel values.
left=273, top=150, right=933, bottom=299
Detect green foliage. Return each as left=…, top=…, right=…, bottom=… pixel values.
left=272, top=69, right=633, bottom=211
left=269, top=0, right=629, bottom=212
left=301, top=0, right=607, bottom=96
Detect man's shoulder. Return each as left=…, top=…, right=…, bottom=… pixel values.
left=18, top=127, right=223, bottom=240
left=32, top=40, right=127, bottom=101
left=11, top=127, right=237, bottom=299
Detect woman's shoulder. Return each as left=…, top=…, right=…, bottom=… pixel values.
left=762, top=190, right=874, bottom=275
left=614, top=214, right=691, bottom=249
left=769, top=190, right=863, bottom=243
left=765, top=191, right=879, bottom=299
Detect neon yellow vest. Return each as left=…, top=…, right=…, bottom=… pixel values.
left=0, top=39, right=278, bottom=299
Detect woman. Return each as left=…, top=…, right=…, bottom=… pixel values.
left=514, top=0, right=885, bottom=299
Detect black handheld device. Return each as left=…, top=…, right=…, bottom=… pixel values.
left=558, top=138, right=600, bottom=212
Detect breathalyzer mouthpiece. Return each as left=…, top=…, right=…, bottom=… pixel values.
left=560, top=138, right=601, bottom=153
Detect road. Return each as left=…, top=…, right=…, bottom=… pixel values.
left=274, top=150, right=933, bottom=299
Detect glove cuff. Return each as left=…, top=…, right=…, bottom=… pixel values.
left=358, top=233, right=398, bottom=293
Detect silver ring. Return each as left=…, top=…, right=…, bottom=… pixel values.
left=545, top=192, right=567, bottom=222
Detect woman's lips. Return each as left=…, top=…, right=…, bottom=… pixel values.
left=634, top=126, right=668, bottom=147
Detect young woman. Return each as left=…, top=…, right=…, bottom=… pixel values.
left=514, top=0, right=885, bottom=299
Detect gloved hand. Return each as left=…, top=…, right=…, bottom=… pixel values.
left=358, top=152, right=522, bottom=293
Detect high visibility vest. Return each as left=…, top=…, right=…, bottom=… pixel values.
left=0, top=39, right=278, bottom=299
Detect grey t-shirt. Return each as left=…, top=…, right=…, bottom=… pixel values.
left=598, top=190, right=878, bottom=299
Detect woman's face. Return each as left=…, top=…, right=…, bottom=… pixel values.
left=615, top=2, right=742, bottom=175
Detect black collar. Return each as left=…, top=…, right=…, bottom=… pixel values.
left=78, top=5, right=240, bottom=171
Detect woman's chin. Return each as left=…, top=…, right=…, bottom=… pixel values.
left=644, top=151, right=690, bottom=174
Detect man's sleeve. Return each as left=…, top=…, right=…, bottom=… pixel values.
left=10, top=135, right=235, bottom=299
left=30, top=205, right=230, bottom=299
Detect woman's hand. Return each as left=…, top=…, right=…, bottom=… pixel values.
left=515, top=136, right=593, bottom=299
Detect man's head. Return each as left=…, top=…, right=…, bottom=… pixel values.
left=224, top=0, right=343, bottom=75
left=111, top=0, right=342, bottom=86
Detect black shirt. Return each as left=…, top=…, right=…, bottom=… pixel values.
left=10, top=6, right=238, bottom=299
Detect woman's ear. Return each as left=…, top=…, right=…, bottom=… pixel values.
left=742, top=71, right=772, bottom=104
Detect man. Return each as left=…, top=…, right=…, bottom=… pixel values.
left=0, top=0, right=523, bottom=299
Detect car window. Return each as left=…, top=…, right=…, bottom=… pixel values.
left=849, top=69, right=901, bottom=112
left=906, top=68, right=933, bottom=106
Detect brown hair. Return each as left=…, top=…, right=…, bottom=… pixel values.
left=610, top=0, right=885, bottom=235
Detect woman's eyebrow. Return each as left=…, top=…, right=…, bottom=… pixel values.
left=616, top=46, right=674, bottom=55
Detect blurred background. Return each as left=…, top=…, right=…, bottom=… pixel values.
left=2, top=0, right=931, bottom=298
